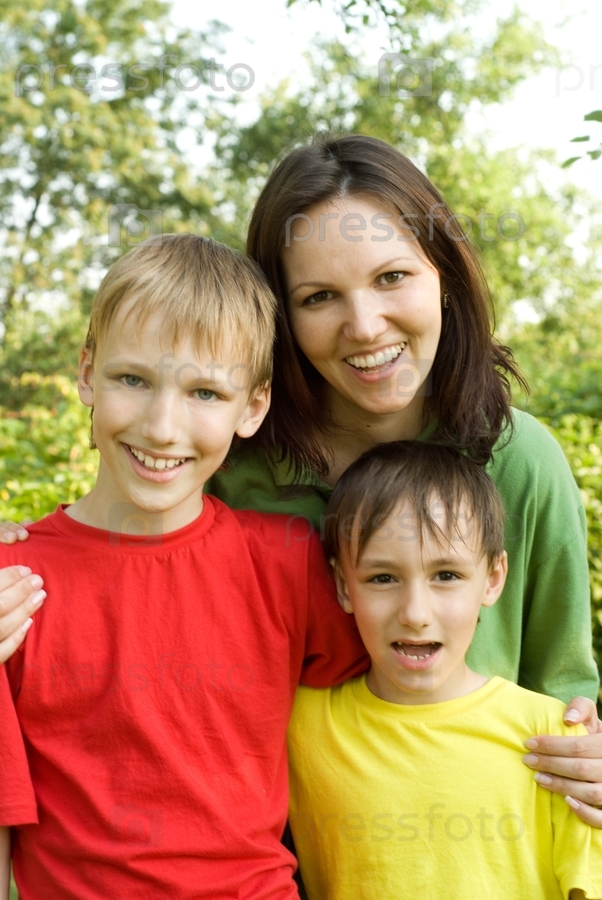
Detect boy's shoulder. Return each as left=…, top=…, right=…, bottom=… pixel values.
left=476, top=678, right=587, bottom=740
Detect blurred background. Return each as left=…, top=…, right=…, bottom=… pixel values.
left=0, top=0, right=600, bottom=694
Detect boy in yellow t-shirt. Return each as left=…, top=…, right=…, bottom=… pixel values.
left=287, top=441, right=602, bottom=900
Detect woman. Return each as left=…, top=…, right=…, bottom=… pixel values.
left=1, top=134, right=601, bottom=824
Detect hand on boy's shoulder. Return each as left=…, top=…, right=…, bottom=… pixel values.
left=500, top=681, right=588, bottom=739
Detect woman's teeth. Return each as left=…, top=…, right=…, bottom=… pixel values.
left=346, top=343, right=406, bottom=369
left=128, top=446, right=187, bottom=471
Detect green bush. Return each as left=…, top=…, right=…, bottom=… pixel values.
left=0, top=375, right=97, bottom=521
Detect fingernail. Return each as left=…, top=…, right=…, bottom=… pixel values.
left=523, top=754, right=538, bottom=767
left=2, top=531, right=16, bottom=542
left=564, top=709, right=580, bottom=723
left=29, top=575, right=43, bottom=590
left=534, top=773, right=552, bottom=785
left=524, top=738, right=538, bottom=750
left=17, top=566, right=32, bottom=576
left=565, top=796, right=579, bottom=810
left=31, top=590, right=46, bottom=607
left=21, top=618, right=33, bottom=635
left=17, top=529, right=29, bottom=539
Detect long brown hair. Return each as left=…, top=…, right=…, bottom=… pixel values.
left=247, top=133, right=526, bottom=474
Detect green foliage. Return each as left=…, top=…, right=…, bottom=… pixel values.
left=0, top=376, right=97, bottom=521
left=548, top=416, right=602, bottom=693
left=563, top=110, right=602, bottom=167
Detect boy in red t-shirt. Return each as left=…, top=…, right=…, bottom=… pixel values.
left=0, top=235, right=366, bottom=900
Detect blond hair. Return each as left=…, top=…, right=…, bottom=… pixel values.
left=86, top=234, right=276, bottom=392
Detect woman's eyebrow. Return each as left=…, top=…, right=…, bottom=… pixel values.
left=288, top=257, right=418, bottom=296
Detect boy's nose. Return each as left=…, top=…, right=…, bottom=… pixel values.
left=139, top=394, right=183, bottom=446
left=397, top=585, right=433, bottom=630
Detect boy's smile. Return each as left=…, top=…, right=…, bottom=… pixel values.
left=334, top=501, right=507, bottom=705
left=70, top=299, right=270, bottom=534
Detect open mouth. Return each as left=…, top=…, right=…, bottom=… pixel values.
left=126, top=445, right=189, bottom=472
left=392, top=641, right=441, bottom=660
left=345, top=342, right=407, bottom=372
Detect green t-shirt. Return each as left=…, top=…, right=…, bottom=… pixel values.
left=207, top=409, right=599, bottom=704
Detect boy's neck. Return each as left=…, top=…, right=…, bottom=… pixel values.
left=64, top=485, right=205, bottom=535
left=365, top=662, right=489, bottom=706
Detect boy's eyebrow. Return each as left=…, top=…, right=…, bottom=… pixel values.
left=358, top=555, right=468, bottom=569
left=103, top=360, right=229, bottom=385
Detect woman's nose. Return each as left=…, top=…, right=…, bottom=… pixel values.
left=341, top=291, right=388, bottom=345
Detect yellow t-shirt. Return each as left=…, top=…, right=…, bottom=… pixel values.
left=287, top=676, right=602, bottom=900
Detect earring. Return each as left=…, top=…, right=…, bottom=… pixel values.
left=89, top=408, right=97, bottom=450
left=442, top=292, right=450, bottom=308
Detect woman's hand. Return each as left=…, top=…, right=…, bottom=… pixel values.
left=523, top=695, right=602, bottom=826
left=0, top=521, right=31, bottom=544
left=0, top=566, right=45, bottom=663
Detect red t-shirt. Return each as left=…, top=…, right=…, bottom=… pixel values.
left=0, top=498, right=367, bottom=899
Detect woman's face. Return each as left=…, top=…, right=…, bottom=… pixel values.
left=282, top=195, right=442, bottom=433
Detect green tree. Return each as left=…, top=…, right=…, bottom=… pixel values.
left=0, top=0, right=232, bottom=407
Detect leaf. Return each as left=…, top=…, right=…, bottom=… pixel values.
left=570, top=135, right=590, bottom=143
left=561, top=156, right=581, bottom=168
left=584, top=110, right=602, bottom=123
left=588, top=149, right=602, bottom=160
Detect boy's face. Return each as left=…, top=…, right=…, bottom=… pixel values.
left=77, top=298, right=270, bottom=534
left=334, top=501, right=507, bottom=705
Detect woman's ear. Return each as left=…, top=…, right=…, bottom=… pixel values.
left=330, top=558, right=354, bottom=614
left=482, top=550, right=508, bottom=608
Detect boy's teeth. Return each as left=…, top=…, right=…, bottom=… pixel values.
left=346, top=343, right=406, bottom=369
left=395, top=641, right=439, bottom=660
left=129, top=446, right=187, bottom=470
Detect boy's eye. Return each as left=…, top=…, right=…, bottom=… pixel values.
left=369, top=573, right=396, bottom=584
left=378, top=271, right=404, bottom=285
left=195, top=388, right=217, bottom=402
left=121, top=374, right=143, bottom=388
left=435, top=571, right=459, bottom=582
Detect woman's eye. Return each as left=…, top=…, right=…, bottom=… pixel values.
left=303, top=290, right=332, bottom=305
left=378, top=271, right=404, bottom=285
left=121, top=374, right=143, bottom=388
left=195, top=388, right=217, bottom=402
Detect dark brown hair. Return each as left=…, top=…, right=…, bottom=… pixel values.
left=323, top=441, right=506, bottom=568
left=247, top=133, right=526, bottom=474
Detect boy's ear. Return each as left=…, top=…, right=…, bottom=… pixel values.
left=77, top=347, right=95, bottom=408
left=330, top=559, right=354, bottom=615
left=235, top=382, right=271, bottom=439
left=481, top=550, right=508, bottom=608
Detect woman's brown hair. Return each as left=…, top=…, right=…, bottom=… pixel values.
left=247, top=133, right=526, bottom=474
